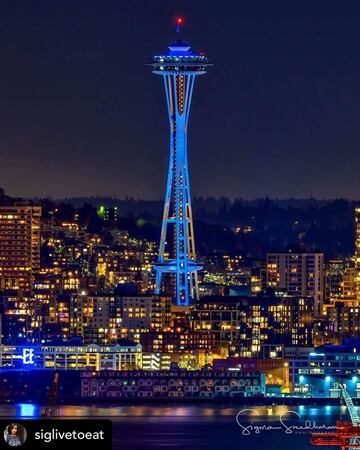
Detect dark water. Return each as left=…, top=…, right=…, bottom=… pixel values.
left=0, top=404, right=349, bottom=449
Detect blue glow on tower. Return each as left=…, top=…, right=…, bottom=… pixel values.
left=150, top=19, right=210, bottom=305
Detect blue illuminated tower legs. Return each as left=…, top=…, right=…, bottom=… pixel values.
left=154, top=72, right=202, bottom=305
left=151, top=23, right=209, bottom=306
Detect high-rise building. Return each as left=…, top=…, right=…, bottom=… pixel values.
left=341, top=266, right=357, bottom=301
left=266, top=251, right=324, bottom=315
left=0, top=292, right=42, bottom=343
left=334, top=209, right=360, bottom=303
left=355, top=207, right=360, bottom=300
left=326, top=300, right=360, bottom=338
left=150, top=19, right=210, bottom=306
left=324, top=259, right=345, bottom=304
left=0, top=192, right=41, bottom=291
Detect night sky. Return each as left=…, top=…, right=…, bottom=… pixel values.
left=1, top=1, right=360, bottom=200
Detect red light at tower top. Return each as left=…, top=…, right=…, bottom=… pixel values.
left=176, top=17, right=184, bottom=35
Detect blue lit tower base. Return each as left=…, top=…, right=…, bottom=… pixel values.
left=150, top=25, right=210, bottom=306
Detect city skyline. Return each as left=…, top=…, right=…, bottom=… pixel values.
left=2, top=5, right=360, bottom=449
left=1, top=1, right=360, bottom=200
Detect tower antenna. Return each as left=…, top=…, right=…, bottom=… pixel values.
left=176, top=17, right=183, bottom=38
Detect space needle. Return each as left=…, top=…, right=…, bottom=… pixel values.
left=150, top=18, right=210, bottom=305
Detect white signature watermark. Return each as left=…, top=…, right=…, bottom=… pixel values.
left=235, top=409, right=337, bottom=435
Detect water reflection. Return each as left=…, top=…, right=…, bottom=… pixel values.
left=0, top=404, right=346, bottom=421
left=0, top=404, right=346, bottom=450
left=15, top=403, right=39, bottom=418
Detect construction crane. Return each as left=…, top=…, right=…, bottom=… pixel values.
left=340, top=384, right=360, bottom=450
left=341, top=384, right=360, bottom=427
left=311, top=383, right=360, bottom=449
left=42, top=372, right=59, bottom=419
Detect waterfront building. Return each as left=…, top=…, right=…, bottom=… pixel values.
left=284, top=346, right=314, bottom=386
left=212, top=357, right=290, bottom=393
left=288, top=340, right=360, bottom=396
left=302, top=342, right=360, bottom=377
left=81, top=369, right=265, bottom=399
left=0, top=343, right=142, bottom=371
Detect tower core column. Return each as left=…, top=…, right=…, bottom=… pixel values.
left=150, top=22, right=210, bottom=305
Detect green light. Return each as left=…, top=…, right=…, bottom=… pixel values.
left=136, top=218, right=146, bottom=227
left=97, top=206, right=105, bottom=219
